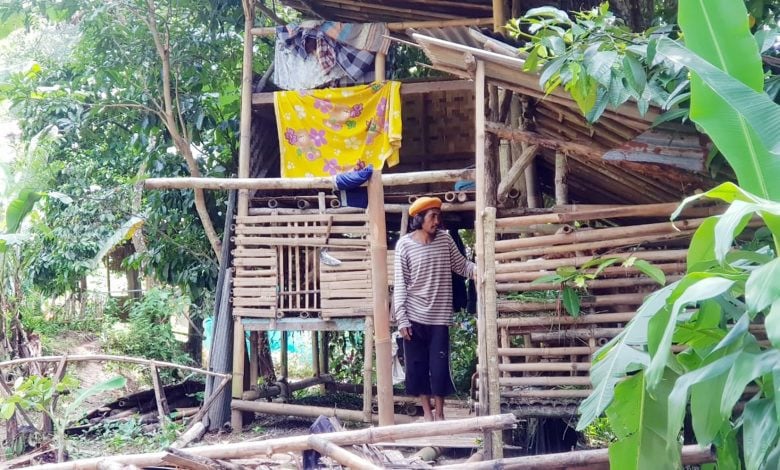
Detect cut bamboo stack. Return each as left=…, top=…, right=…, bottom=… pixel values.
left=492, top=204, right=701, bottom=405
left=230, top=213, right=372, bottom=319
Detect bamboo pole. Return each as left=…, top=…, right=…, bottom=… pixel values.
left=33, top=414, right=517, bottom=470
left=231, top=400, right=410, bottom=424
left=241, top=375, right=332, bottom=400
left=150, top=365, right=169, bottom=424
left=495, top=203, right=720, bottom=227
left=0, top=356, right=230, bottom=379
left=307, top=436, right=381, bottom=470
left=496, top=144, right=538, bottom=202
left=499, top=376, right=591, bottom=386
left=498, top=362, right=591, bottom=372
left=231, top=317, right=245, bottom=431
left=499, top=293, right=648, bottom=313
left=436, top=444, right=715, bottom=469
left=494, top=217, right=707, bottom=252
left=367, top=171, right=394, bottom=426
left=250, top=18, right=494, bottom=36
left=498, top=346, right=596, bottom=356
left=474, top=59, right=489, bottom=422
left=363, top=316, right=375, bottom=422
left=483, top=207, right=501, bottom=459
left=497, top=275, right=683, bottom=292
left=494, top=229, right=696, bottom=261
left=185, top=375, right=231, bottom=433
left=502, top=389, right=592, bottom=398
left=495, top=251, right=687, bottom=274
left=237, top=0, right=254, bottom=217
left=375, top=52, right=386, bottom=81
left=528, top=328, right=625, bottom=342
left=249, top=331, right=258, bottom=388
left=496, top=312, right=636, bottom=328
left=280, top=332, right=289, bottom=380
left=144, top=169, right=475, bottom=191
left=554, top=151, right=568, bottom=205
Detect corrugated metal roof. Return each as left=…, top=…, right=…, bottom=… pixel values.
left=410, top=30, right=716, bottom=203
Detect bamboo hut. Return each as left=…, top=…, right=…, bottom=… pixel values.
left=144, top=0, right=719, bottom=459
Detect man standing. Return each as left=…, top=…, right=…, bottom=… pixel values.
left=393, top=196, right=476, bottom=421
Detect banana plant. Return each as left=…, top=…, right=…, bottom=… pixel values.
left=577, top=0, right=780, bottom=468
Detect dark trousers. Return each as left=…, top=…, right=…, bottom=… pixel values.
left=403, top=321, right=456, bottom=397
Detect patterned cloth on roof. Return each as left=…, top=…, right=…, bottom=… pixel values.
left=273, top=82, right=402, bottom=177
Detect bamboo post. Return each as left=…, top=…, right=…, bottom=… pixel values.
left=150, top=365, right=169, bottom=424
left=483, top=207, right=501, bottom=459
left=555, top=151, right=568, bottom=205
left=497, top=144, right=538, bottom=202
left=367, top=171, right=394, bottom=426
left=231, top=317, right=245, bottom=431
left=375, top=52, right=386, bottom=81
left=363, top=316, right=375, bottom=422
left=43, top=356, right=68, bottom=434
left=237, top=0, right=254, bottom=217
left=473, top=59, right=493, bottom=455
left=312, top=332, right=320, bottom=377
left=492, top=0, right=506, bottom=32
left=519, top=97, right=540, bottom=208
left=307, top=436, right=381, bottom=470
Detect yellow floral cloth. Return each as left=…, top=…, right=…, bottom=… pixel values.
left=273, top=81, right=402, bottom=177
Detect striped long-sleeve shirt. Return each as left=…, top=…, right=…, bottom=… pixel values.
left=393, top=230, right=476, bottom=328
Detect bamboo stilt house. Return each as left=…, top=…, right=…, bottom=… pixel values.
left=145, top=0, right=721, bottom=458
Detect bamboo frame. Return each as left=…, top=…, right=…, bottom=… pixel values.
left=37, top=414, right=517, bottom=470
left=237, top=0, right=254, bottom=218
left=367, top=171, right=394, bottom=426
left=474, top=59, right=489, bottom=423
left=144, top=169, right=475, bottom=191
left=250, top=18, right=494, bottom=36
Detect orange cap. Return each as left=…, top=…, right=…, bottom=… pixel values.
left=409, top=196, right=442, bottom=216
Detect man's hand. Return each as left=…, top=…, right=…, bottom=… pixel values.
left=399, top=326, right=412, bottom=340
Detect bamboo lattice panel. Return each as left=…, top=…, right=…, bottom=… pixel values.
left=231, top=213, right=372, bottom=319
left=491, top=204, right=706, bottom=405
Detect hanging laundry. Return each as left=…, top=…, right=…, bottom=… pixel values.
left=320, top=22, right=390, bottom=55
left=274, top=82, right=402, bottom=177
left=272, top=39, right=347, bottom=91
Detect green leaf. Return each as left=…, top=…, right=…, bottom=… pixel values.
left=743, top=398, right=778, bottom=470
left=577, top=285, right=676, bottom=430
left=622, top=54, right=647, bottom=95
left=646, top=276, right=736, bottom=390
left=720, top=350, right=780, bottom=419
left=656, top=33, right=780, bottom=199
left=562, top=285, right=581, bottom=317
left=606, top=370, right=680, bottom=469
left=633, top=259, right=666, bottom=285
left=65, top=376, right=126, bottom=419
left=532, top=273, right=563, bottom=285
left=0, top=402, right=16, bottom=420
left=713, top=200, right=756, bottom=262
left=524, top=6, right=570, bottom=23
left=5, top=189, right=42, bottom=234
left=745, top=257, right=780, bottom=314
left=690, top=373, right=728, bottom=445
left=539, top=56, right=567, bottom=92
left=765, top=299, right=780, bottom=348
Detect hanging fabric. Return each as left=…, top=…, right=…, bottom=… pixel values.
left=274, top=81, right=402, bottom=177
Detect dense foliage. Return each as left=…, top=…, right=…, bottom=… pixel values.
left=574, top=1, right=780, bottom=468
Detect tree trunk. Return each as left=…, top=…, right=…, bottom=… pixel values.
left=608, top=0, right=654, bottom=31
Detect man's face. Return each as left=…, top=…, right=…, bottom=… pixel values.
left=421, top=208, right=442, bottom=235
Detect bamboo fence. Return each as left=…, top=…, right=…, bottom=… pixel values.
left=490, top=203, right=701, bottom=408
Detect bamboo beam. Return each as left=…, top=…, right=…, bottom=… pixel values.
left=436, top=444, right=715, bottom=469
left=307, top=436, right=381, bottom=470
left=144, top=169, right=475, bottom=191
left=474, top=59, right=489, bottom=422
left=495, top=250, right=688, bottom=274
left=34, top=414, right=517, bottom=470
left=247, top=201, right=475, bottom=216
left=231, top=400, right=412, bottom=424
left=484, top=207, right=501, bottom=459
left=0, top=355, right=230, bottom=379
left=495, top=203, right=720, bottom=227
left=496, top=312, right=637, bottom=328
left=496, top=144, right=537, bottom=202
left=237, top=0, right=254, bottom=217
left=498, top=275, right=683, bottom=292
left=250, top=18, right=494, bottom=36
left=367, top=171, right=394, bottom=426
left=498, top=346, right=596, bottom=356
left=498, top=362, right=591, bottom=372
left=485, top=121, right=604, bottom=160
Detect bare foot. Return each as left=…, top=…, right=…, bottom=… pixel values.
left=423, top=413, right=434, bottom=422
left=434, top=414, right=445, bottom=421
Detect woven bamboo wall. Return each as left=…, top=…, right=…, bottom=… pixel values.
left=491, top=204, right=706, bottom=406
left=231, top=212, right=374, bottom=319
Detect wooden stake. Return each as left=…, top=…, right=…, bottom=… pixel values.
left=307, top=436, right=381, bottom=470
left=150, top=365, right=169, bottom=424
left=367, top=171, right=394, bottom=426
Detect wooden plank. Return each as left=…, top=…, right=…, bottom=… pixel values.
left=320, top=261, right=372, bottom=272
left=232, top=288, right=278, bottom=297
left=236, top=214, right=368, bottom=224
left=233, top=257, right=278, bottom=267
left=232, top=297, right=277, bottom=307
left=231, top=247, right=276, bottom=257
left=321, top=289, right=374, bottom=299
left=321, top=298, right=372, bottom=308
left=241, top=317, right=365, bottom=332
left=320, top=271, right=371, bottom=282
left=233, top=268, right=277, bottom=277
left=234, top=236, right=369, bottom=247
left=232, top=277, right=278, bottom=287
left=234, top=225, right=368, bottom=235
left=233, top=308, right=278, bottom=318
